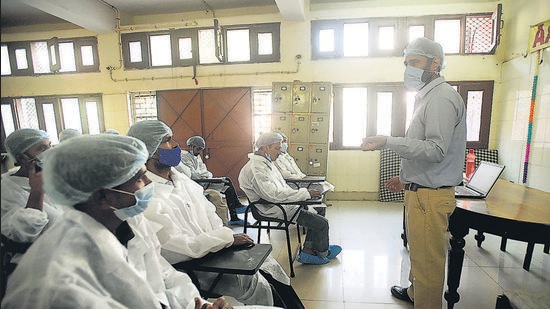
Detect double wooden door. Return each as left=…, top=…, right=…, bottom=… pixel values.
left=157, top=87, right=253, bottom=195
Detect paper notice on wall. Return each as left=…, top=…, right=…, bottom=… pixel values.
left=511, top=94, right=530, bottom=141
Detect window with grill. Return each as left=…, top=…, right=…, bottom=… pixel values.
left=129, top=91, right=158, bottom=124
left=1, top=95, right=104, bottom=145
left=252, top=89, right=272, bottom=143
left=311, top=4, right=502, bottom=60
left=1, top=37, right=99, bottom=76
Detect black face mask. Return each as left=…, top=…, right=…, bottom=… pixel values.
left=21, top=153, right=42, bottom=171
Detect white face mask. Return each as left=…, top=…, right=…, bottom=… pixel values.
left=281, top=142, right=288, bottom=153
left=108, top=183, right=154, bottom=221
left=403, top=66, right=426, bottom=90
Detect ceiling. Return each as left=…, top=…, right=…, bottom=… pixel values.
left=1, top=0, right=321, bottom=30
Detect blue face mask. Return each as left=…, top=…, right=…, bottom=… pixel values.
left=403, top=66, right=426, bottom=90
left=109, top=183, right=154, bottom=221
left=158, top=145, right=182, bottom=166
left=265, top=153, right=272, bottom=162
left=281, top=143, right=288, bottom=153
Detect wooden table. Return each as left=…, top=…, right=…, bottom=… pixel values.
left=173, top=244, right=272, bottom=297
left=444, top=180, right=550, bottom=309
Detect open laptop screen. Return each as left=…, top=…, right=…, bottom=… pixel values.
left=467, top=161, right=505, bottom=195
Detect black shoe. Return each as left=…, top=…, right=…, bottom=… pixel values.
left=390, top=286, right=414, bottom=304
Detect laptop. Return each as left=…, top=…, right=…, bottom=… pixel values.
left=454, top=161, right=505, bottom=198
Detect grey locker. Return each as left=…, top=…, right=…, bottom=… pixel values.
left=292, top=82, right=311, bottom=113
left=288, top=143, right=308, bottom=173
left=272, top=82, right=292, bottom=113
left=290, top=114, right=309, bottom=143
left=271, top=113, right=291, bottom=136
left=307, top=144, right=328, bottom=175
left=311, top=82, right=332, bottom=114
left=309, top=114, right=330, bottom=144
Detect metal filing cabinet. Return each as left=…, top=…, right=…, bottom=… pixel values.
left=272, top=81, right=332, bottom=176
left=271, top=113, right=291, bottom=134
left=272, top=82, right=293, bottom=113
left=311, top=82, right=332, bottom=114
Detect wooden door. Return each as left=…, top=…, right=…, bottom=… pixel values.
left=157, top=88, right=253, bottom=194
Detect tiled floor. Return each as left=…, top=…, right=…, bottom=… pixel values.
left=231, top=200, right=550, bottom=308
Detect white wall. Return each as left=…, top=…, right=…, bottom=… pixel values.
left=492, top=0, right=550, bottom=192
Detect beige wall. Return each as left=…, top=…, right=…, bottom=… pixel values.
left=492, top=0, right=550, bottom=192
left=3, top=1, right=548, bottom=194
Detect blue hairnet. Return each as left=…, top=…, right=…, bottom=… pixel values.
left=5, top=128, right=50, bottom=163
left=186, top=136, right=205, bottom=148
left=127, top=120, right=172, bottom=157
left=255, top=132, right=283, bottom=148
left=59, top=129, right=82, bottom=143
left=42, top=135, right=148, bottom=206
left=404, top=37, right=445, bottom=71
left=278, top=132, right=288, bottom=140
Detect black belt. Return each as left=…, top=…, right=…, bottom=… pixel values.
left=404, top=183, right=452, bottom=192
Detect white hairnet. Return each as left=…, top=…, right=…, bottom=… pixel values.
left=42, top=135, right=148, bottom=206
left=104, top=129, right=120, bottom=135
left=404, top=37, right=445, bottom=71
left=127, top=120, right=172, bottom=157
left=5, top=128, right=50, bottom=163
left=255, top=132, right=283, bottom=148
left=186, top=136, right=205, bottom=148
left=59, top=129, right=82, bottom=143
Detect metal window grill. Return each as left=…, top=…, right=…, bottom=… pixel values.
left=465, top=15, right=493, bottom=53
left=130, top=91, right=157, bottom=124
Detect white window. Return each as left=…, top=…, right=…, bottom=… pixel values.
left=435, top=19, right=461, bottom=53
left=59, top=42, right=77, bottom=72
left=342, top=87, right=367, bottom=147
left=227, top=29, right=251, bottom=62
left=344, top=23, right=369, bottom=57
left=252, top=89, right=272, bottom=142
left=376, top=92, right=392, bottom=135
left=150, top=35, right=172, bottom=66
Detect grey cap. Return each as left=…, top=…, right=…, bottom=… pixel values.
left=186, top=136, right=206, bottom=148
left=42, top=135, right=148, bottom=206
left=5, top=128, right=50, bottom=163
left=404, top=37, right=445, bottom=71
left=127, top=120, right=172, bottom=158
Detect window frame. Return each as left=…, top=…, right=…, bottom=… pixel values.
left=0, top=94, right=105, bottom=146
left=1, top=36, right=100, bottom=76
left=331, top=80, right=494, bottom=150
left=311, top=8, right=501, bottom=60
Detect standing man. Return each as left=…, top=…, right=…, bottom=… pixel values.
left=181, top=135, right=246, bottom=225
left=362, top=37, right=466, bottom=309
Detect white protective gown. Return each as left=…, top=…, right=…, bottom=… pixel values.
left=145, top=169, right=289, bottom=306
left=238, top=153, right=313, bottom=221
left=274, top=152, right=335, bottom=193
left=180, top=150, right=213, bottom=179
left=2, top=209, right=191, bottom=309
left=1, top=172, right=64, bottom=262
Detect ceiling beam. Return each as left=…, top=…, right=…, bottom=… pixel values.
left=18, top=0, right=116, bottom=33
left=275, top=0, right=306, bottom=21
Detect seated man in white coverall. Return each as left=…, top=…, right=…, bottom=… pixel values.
left=1, top=129, right=64, bottom=280
left=238, top=132, right=342, bottom=265
left=180, top=135, right=246, bottom=226
left=274, top=132, right=334, bottom=197
left=2, top=134, right=261, bottom=309
left=128, top=120, right=303, bottom=309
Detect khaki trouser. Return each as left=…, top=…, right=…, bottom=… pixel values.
left=405, top=187, right=456, bottom=309
left=205, top=189, right=229, bottom=226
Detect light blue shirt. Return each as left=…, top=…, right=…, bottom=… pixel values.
left=385, top=77, right=466, bottom=188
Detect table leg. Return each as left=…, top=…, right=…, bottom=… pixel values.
left=474, top=230, right=485, bottom=247
left=523, top=242, right=535, bottom=271
left=500, top=234, right=508, bottom=252
left=445, top=213, right=469, bottom=309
